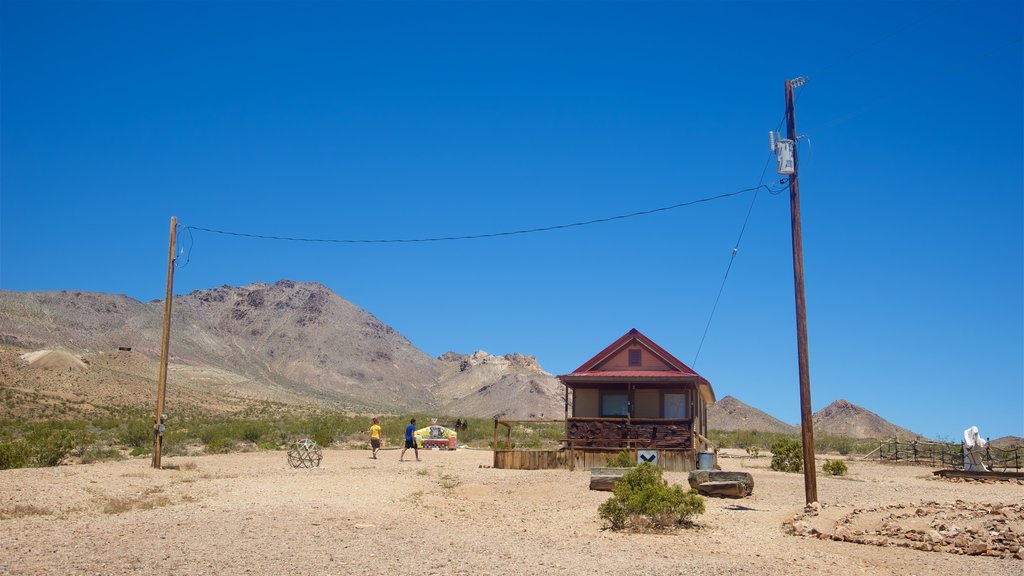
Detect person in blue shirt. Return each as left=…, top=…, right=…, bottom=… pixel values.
left=400, top=418, right=420, bottom=462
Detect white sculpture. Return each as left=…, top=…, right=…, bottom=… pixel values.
left=962, top=426, right=989, bottom=472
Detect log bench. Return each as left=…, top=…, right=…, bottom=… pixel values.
left=589, top=467, right=632, bottom=491
left=687, top=470, right=754, bottom=498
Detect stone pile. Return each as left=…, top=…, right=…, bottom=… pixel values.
left=784, top=501, right=1024, bottom=560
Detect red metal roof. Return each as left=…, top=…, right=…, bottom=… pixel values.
left=557, top=328, right=715, bottom=402
left=560, top=370, right=695, bottom=379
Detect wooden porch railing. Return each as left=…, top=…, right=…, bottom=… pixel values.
left=565, top=417, right=693, bottom=450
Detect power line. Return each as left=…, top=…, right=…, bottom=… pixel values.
left=692, top=151, right=788, bottom=368
left=182, top=184, right=782, bottom=244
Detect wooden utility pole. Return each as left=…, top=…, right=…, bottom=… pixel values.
left=785, top=78, right=818, bottom=504
left=152, top=216, right=177, bottom=469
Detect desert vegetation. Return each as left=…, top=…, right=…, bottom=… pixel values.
left=0, top=410, right=565, bottom=470
left=597, top=463, right=705, bottom=531
left=709, top=428, right=878, bottom=456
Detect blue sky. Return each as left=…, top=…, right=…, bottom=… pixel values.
left=2, top=1, right=1021, bottom=440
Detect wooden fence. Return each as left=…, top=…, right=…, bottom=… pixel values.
left=878, top=439, right=1022, bottom=471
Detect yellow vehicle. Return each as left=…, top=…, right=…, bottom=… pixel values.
left=415, top=424, right=458, bottom=450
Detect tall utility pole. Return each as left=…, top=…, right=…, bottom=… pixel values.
left=152, top=216, right=177, bottom=469
left=785, top=77, right=817, bottom=504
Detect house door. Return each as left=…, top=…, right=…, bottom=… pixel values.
left=664, top=393, right=689, bottom=419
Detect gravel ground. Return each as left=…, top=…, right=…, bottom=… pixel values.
left=1, top=447, right=1020, bottom=575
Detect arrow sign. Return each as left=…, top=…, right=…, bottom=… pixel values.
left=638, top=450, right=658, bottom=465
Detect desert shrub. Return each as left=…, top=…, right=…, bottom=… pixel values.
left=815, top=434, right=875, bottom=456
left=822, top=459, right=848, bottom=476
left=26, top=428, right=85, bottom=467
left=239, top=421, right=270, bottom=444
left=204, top=435, right=234, bottom=454
left=129, top=446, right=150, bottom=457
left=605, top=450, right=637, bottom=468
left=598, top=463, right=705, bottom=531
left=119, top=419, right=153, bottom=448
left=309, top=425, right=334, bottom=448
left=745, top=446, right=760, bottom=457
left=80, top=448, right=122, bottom=464
left=709, top=430, right=795, bottom=452
left=770, top=438, right=803, bottom=473
left=0, top=441, right=30, bottom=470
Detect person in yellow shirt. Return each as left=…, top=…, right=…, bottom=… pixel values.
left=369, top=417, right=382, bottom=459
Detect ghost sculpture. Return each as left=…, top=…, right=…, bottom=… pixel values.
left=962, top=426, right=989, bottom=472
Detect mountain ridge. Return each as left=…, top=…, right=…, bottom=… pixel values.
left=0, top=281, right=562, bottom=419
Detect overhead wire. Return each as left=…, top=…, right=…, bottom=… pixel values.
left=692, top=147, right=787, bottom=368
left=182, top=184, right=781, bottom=244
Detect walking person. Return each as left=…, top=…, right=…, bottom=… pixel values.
left=369, top=417, right=382, bottom=459
left=399, top=418, right=420, bottom=462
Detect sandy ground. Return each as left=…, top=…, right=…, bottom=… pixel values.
left=0, top=448, right=1021, bottom=576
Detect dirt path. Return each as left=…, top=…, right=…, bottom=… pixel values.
left=1, top=448, right=1020, bottom=575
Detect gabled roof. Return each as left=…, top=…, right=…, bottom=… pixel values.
left=558, top=328, right=715, bottom=402
left=566, top=328, right=698, bottom=376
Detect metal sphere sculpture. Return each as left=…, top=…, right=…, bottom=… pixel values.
left=287, top=438, right=323, bottom=468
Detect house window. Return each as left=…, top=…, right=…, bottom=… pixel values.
left=628, top=349, right=641, bottom=366
left=600, top=392, right=629, bottom=417
left=663, top=392, right=689, bottom=419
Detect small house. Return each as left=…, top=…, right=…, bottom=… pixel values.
left=558, top=328, right=716, bottom=471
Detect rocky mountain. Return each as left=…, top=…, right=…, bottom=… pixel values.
left=707, top=395, right=797, bottom=434
left=0, top=281, right=564, bottom=418
left=812, top=399, right=922, bottom=440
left=435, top=351, right=563, bottom=419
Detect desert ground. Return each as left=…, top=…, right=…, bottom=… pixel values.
left=0, top=448, right=1020, bottom=576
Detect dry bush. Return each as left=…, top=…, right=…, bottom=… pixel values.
left=0, top=504, right=51, bottom=520
left=100, top=491, right=171, bottom=515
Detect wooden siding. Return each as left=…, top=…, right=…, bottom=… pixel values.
left=493, top=449, right=698, bottom=472
left=573, top=388, right=599, bottom=417
left=597, top=345, right=674, bottom=371
left=493, top=450, right=569, bottom=470
left=633, top=389, right=660, bottom=418
left=566, top=418, right=692, bottom=449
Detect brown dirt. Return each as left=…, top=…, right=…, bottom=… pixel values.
left=1, top=448, right=1021, bottom=575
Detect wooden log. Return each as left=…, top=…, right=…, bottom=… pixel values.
left=589, top=467, right=632, bottom=491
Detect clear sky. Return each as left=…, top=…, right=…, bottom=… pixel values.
left=2, top=1, right=1021, bottom=440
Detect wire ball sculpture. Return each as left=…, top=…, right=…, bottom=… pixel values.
left=287, top=438, right=323, bottom=468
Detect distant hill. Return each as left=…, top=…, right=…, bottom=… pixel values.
left=990, top=436, right=1023, bottom=449
left=435, top=351, right=564, bottom=419
left=812, top=399, right=922, bottom=440
left=707, top=395, right=797, bottom=434
left=0, top=281, right=564, bottom=419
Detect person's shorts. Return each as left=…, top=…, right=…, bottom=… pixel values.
left=370, top=438, right=381, bottom=449
left=405, top=438, right=417, bottom=449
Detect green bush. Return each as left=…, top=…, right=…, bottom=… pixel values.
left=822, top=459, right=848, bottom=476
left=26, top=428, right=82, bottom=467
left=239, top=421, right=269, bottom=444
left=770, top=438, right=803, bottom=473
left=204, top=436, right=234, bottom=454
left=605, top=450, right=637, bottom=468
left=119, top=419, right=153, bottom=448
left=0, top=441, right=30, bottom=470
left=598, top=463, right=705, bottom=531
